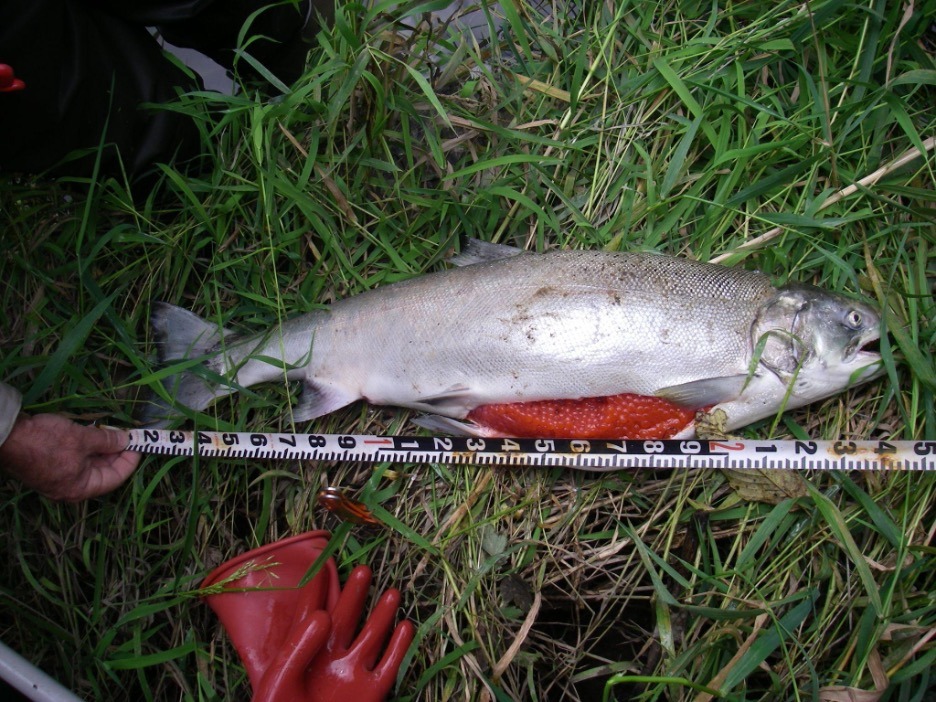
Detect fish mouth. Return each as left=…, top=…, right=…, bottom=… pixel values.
left=854, top=336, right=881, bottom=360
left=845, top=331, right=884, bottom=382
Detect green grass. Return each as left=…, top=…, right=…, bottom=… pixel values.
left=1, top=1, right=935, bottom=700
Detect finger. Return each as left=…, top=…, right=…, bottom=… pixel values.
left=351, top=587, right=403, bottom=670
left=89, top=451, right=141, bottom=477
left=80, top=451, right=140, bottom=499
left=81, top=425, right=131, bottom=455
left=254, top=610, right=331, bottom=702
left=329, top=565, right=373, bottom=651
left=373, top=619, right=416, bottom=687
left=291, top=566, right=331, bottom=622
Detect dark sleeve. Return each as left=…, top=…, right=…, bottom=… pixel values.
left=0, top=1, right=331, bottom=179
left=99, top=0, right=332, bottom=85
left=0, top=0, right=203, bottom=178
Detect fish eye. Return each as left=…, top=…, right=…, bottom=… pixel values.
left=844, top=309, right=863, bottom=329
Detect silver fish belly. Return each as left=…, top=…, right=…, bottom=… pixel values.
left=149, top=245, right=882, bottom=438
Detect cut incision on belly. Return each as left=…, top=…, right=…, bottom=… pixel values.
left=466, top=393, right=698, bottom=439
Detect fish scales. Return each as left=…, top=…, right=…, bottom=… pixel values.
left=273, top=252, right=773, bottom=410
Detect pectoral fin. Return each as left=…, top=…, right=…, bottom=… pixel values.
left=655, top=374, right=753, bottom=408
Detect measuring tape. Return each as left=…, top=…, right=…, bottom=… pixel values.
left=127, top=429, right=936, bottom=471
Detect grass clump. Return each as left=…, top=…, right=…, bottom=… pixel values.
left=1, top=1, right=935, bottom=700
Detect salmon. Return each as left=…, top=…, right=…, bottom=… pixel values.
left=148, top=240, right=882, bottom=438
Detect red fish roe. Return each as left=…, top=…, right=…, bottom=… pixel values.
left=467, top=393, right=697, bottom=439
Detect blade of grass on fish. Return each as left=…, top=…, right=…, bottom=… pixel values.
left=2, top=1, right=935, bottom=698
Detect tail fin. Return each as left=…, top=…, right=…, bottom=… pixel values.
left=142, top=303, right=235, bottom=426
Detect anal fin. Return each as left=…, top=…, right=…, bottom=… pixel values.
left=291, top=381, right=358, bottom=423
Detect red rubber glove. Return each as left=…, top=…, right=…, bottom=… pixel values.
left=0, top=64, right=25, bottom=92
left=201, top=532, right=340, bottom=693
left=254, top=565, right=415, bottom=702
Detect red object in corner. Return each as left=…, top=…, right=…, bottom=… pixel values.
left=266, top=565, right=415, bottom=702
left=0, top=64, right=25, bottom=92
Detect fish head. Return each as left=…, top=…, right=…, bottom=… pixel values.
left=752, top=284, right=883, bottom=402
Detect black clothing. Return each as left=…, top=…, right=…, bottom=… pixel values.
left=0, top=1, right=331, bottom=178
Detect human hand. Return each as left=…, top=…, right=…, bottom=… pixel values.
left=0, top=414, right=139, bottom=501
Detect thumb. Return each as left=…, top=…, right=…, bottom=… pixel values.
left=81, top=425, right=131, bottom=455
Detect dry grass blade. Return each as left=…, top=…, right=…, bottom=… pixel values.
left=711, top=136, right=936, bottom=263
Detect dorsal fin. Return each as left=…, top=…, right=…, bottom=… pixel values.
left=450, top=238, right=525, bottom=267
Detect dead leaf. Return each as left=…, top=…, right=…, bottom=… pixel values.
left=819, top=645, right=888, bottom=700
left=818, top=687, right=885, bottom=702
left=722, top=468, right=808, bottom=503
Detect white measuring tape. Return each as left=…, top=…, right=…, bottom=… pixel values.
left=127, top=429, right=936, bottom=471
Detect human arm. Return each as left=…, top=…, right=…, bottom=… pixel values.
left=0, top=383, right=140, bottom=502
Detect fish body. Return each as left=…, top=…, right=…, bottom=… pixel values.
left=150, top=243, right=882, bottom=438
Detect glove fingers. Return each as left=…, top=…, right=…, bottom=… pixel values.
left=373, top=619, right=416, bottom=686
left=351, top=587, right=404, bottom=669
left=292, top=568, right=331, bottom=622
left=329, top=564, right=373, bottom=650
left=254, top=610, right=331, bottom=702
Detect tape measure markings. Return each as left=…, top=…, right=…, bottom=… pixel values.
left=127, top=429, right=936, bottom=472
